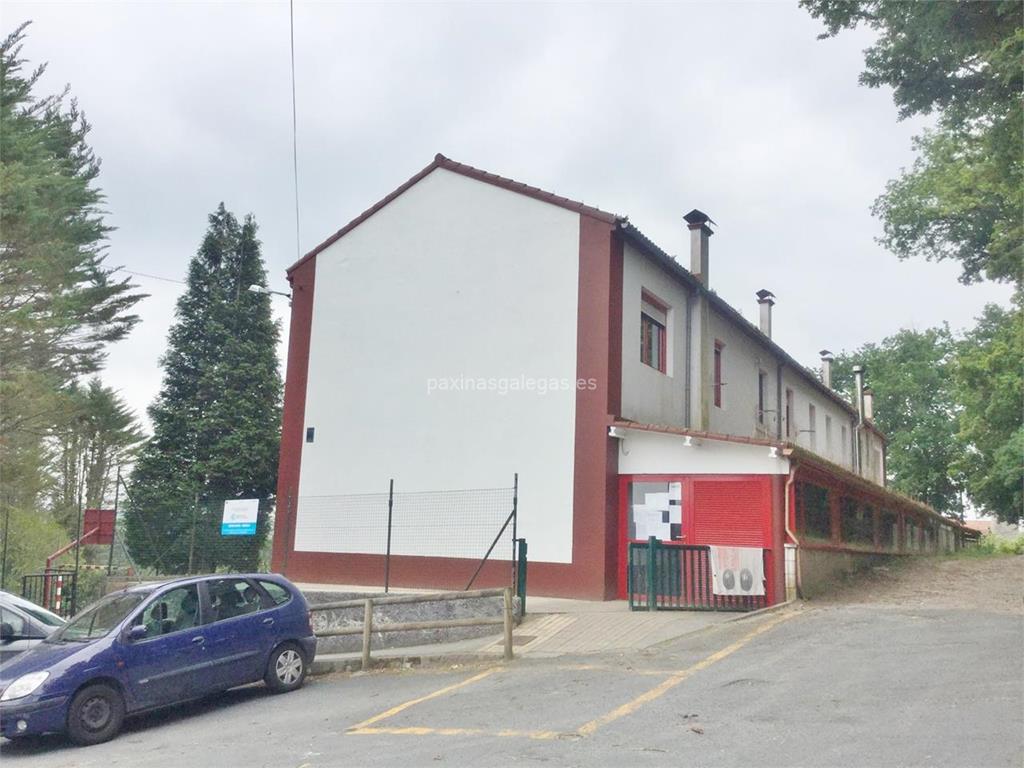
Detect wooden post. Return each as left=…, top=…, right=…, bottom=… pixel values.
left=502, top=587, right=514, bottom=661
left=361, top=598, right=373, bottom=670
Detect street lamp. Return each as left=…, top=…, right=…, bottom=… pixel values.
left=247, top=284, right=292, bottom=302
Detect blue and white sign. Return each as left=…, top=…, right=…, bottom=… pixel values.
left=221, top=499, right=259, bottom=536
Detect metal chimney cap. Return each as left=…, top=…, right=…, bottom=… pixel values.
left=755, top=289, right=776, bottom=304
left=852, top=364, right=864, bottom=374
left=683, top=209, right=716, bottom=227
left=819, top=349, right=834, bottom=360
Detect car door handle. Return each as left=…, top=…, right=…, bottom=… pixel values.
left=261, top=618, right=274, bottom=626
left=191, top=636, right=205, bottom=645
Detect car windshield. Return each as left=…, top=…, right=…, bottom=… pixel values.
left=49, top=592, right=148, bottom=643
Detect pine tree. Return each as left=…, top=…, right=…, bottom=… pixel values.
left=125, top=205, right=282, bottom=573
left=0, top=23, right=143, bottom=588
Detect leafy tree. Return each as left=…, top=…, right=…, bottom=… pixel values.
left=49, top=379, right=144, bottom=535
left=0, top=23, right=142, bottom=587
left=954, top=299, right=1023, bottom=523
left=801, top=1, right=1023, bottom=287
left=831, top=327, right=964, bottom=516
left=125, top=206, right=281, bottom=573
left=0, top=23, right=143, bottom=396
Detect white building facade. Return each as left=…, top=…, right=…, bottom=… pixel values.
left=271, top=155, right=965, bottom=601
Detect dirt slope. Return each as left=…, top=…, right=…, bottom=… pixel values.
left=810, top=553, right=1024, bottom=614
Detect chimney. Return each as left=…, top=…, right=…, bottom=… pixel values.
left=852, top=365, right=865, bottom=424
left=683, top=209, right=714, bottom=286
left=863, top=387, right=874, bottom=422
left=755, top=289, right=775, bottom=337
left=819, top=349, right=834, bottom=389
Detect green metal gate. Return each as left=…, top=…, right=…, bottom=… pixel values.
left=627, top=537, right=768, bottom=612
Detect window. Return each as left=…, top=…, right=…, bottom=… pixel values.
left=797, top=482, right=831, bottom=540
left=640, top=293, right=668, bottom=373
left=134, top=586, right=200, bottom=638
left=808, top=404, right=817, bottom=448
left=825, top=415, right=833, bottom=453
left=258, top=580, right=292, bottom=606
left=757, top=370, right=768, bottom=424
left=0, top=608, right=27, bottom=637
left=785, top=388, right=794, bottom=438
left=840, top=498, right=875, bottom=545
left=628, top=481, right=683, bottom=541
left=206, top=578, right=263, bottom=622
left=713, top=341, right=724, bottom=407
left=881, top=511, right=898, bottom=550
left=841, top=424, right=848, bottom=462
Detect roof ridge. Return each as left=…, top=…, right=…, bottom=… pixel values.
left=287, top=153, right=618, bottom=274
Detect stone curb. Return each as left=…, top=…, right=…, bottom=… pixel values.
left=725, top=598, right=803, bottom=622
left=310, top=652, right=499, bottom=677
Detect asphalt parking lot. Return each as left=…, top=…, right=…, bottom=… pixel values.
left=2, top=589, right=1021, bottom=768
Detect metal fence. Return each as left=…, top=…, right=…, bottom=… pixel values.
left=120, top=494, right=275, bottom=578
left=287, top=476, right=520, bottom=593
left=628, top=539, right=768, bottom=612
left=20, top=569, right=78, bottom=618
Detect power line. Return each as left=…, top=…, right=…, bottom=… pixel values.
left=116, top=268, right=186, bottom=285
left=289, top=0, right=301, bottom=262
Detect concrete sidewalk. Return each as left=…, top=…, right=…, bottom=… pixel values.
left=305, top=587, right=738, bottom=675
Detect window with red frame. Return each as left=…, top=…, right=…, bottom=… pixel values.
left=640, top=291, right=668, bottom=373
left=713, top=341, right=724, bottom=407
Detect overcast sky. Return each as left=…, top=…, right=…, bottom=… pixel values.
left=6, top=1, right=1013, bottom=430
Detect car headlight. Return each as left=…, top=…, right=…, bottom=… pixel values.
left=1, top=672, right=49, bottom=701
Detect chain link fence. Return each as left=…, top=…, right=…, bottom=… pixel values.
left=288, top=477, right=519, bottom=592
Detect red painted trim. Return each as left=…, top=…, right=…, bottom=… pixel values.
left=271, top=256, right=316, bottom=573
left=289, top=154, right=618, bottom=275
left=281, top=550, right=594, bottom=598
left=573, top=215, right=620, bottom=599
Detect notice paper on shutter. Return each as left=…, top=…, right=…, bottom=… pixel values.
left=708, top=546, right=765, bottom=596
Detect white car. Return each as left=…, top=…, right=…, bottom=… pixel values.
left=0, top=591, right=65, bottom=665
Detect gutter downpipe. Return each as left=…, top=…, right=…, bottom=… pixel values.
left=684, top=285, right=695, bottom=428
left=782, top=457, right=801, bottom=598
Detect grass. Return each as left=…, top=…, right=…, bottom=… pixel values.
left=954, top=532, right=1024, bottom=557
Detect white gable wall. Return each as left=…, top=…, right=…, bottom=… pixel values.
left=296, top=168, right=581, bottom=563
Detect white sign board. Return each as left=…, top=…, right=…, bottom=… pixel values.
left=221, top=498, right=259, bottom=536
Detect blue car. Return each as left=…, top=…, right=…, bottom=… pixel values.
left=0, top=573, right=316, bottom=746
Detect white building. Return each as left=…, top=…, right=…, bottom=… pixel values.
left=271, top=155, right=967, bottom=602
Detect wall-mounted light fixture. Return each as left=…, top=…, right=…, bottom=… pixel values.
left=608, top=426, right=627, bottom=440
left=248, top=284, right=292, bottom=301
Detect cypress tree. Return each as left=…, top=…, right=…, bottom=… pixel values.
left=125, top=205, right=281, bottom=573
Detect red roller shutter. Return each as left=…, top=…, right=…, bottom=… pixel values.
left=692, top=478, right=770, bottom=547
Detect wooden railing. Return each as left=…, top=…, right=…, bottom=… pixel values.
left=309, top=587, right=515, bottom=669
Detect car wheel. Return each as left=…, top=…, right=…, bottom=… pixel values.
left=265, top=643, right=307, bottom=693
left=66, top=683, right=125, bottom=746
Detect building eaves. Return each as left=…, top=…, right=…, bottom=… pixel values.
left=786, top=444, right=966, bottom=529
left=611, top=419, right=784, bottom=449
left=615, top=220, right=862, bottom=423
left=287, top=153, right=617, bottom=275
left=616, top=421, right=964, bottom=530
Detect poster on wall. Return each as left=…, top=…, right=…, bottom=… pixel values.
left=221, top=499, right=259, bottom=536
left=708, top=546, right=765, bottom=596
left=632, top=487, right=683, bottom=541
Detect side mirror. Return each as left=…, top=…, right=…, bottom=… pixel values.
left=127, top=624, right=148, bottom=642
left=0, top=622, right=14, bottom=641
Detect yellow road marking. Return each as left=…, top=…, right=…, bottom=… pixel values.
left=350, top=726, right=564, bottom=740
left=576, top=610, right=798, bottom=737
left=348, top=668, right=499, bottom=731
